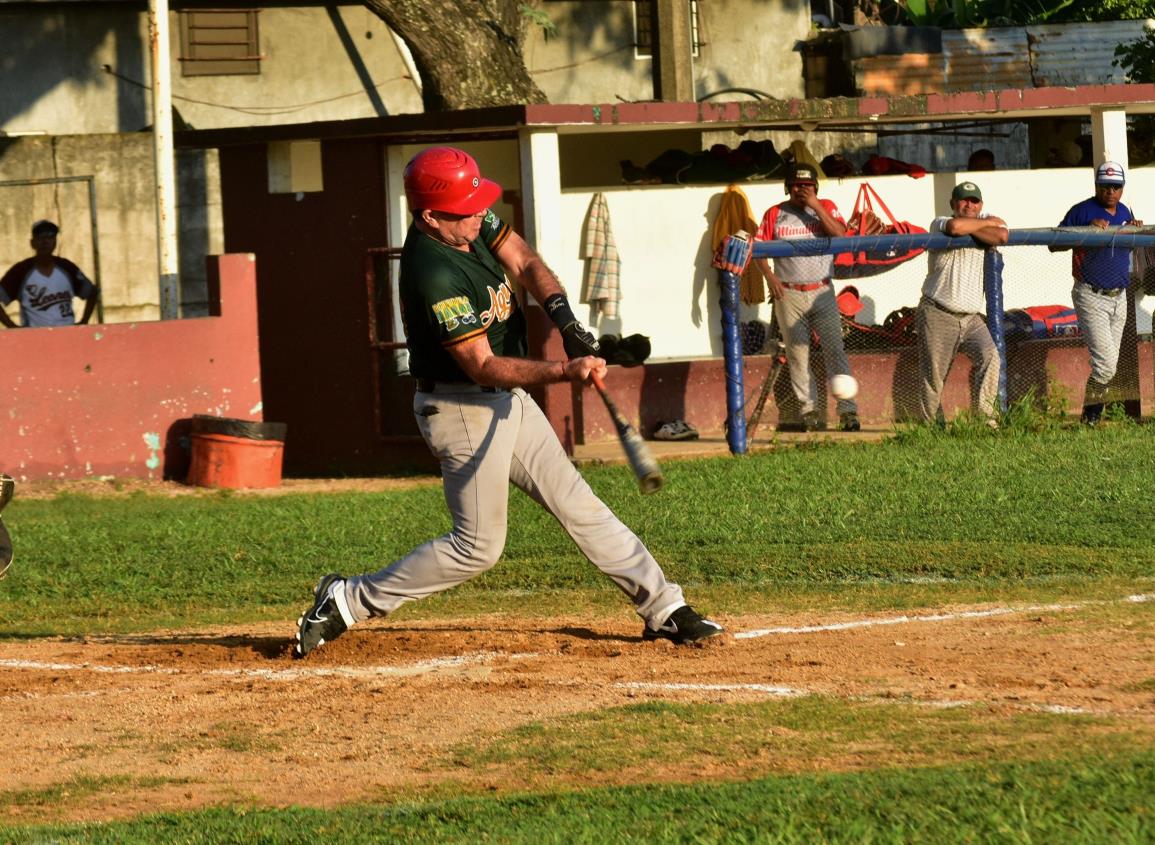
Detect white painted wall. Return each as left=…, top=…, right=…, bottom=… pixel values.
left=552, top=167, right=1155, bottom=361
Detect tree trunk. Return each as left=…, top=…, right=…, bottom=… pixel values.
left=364, top=0, right=548, bottom=111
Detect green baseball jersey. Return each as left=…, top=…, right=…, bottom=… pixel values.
left=399, top=211, right=527, bottom=382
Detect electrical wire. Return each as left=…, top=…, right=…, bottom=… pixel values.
left=100, top=64, right=413, bottom=117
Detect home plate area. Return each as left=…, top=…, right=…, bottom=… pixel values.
left=0, top=595, right=1151, bottom=824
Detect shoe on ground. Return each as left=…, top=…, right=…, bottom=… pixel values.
left=802, top=411, right=827, bottom=432
left=294, top=573, right=347, bottom=659
left=1081, top=403, right=1103, bottom=426
left=643, top=605, right=724, bottom=644
left=653, top=420, right=700, bottom=441
left=776, top=420, right=806, bottom=432
left=985, top=417, right=999, bottom=430
left=839, top=412, right=861, bottom=432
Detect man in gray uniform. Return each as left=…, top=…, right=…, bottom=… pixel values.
left=1051, top=162, right=1142, bottom=425
left=294, top=147, right=723, bottom=657
left=916, top=181, right=1008, bottom=426
left=754, top=164, right=860, bottom=432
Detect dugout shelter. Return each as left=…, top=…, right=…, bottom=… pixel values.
left=171, top=83, right=1155, bottom=476
left=3, top=84, right=1152, bottom=480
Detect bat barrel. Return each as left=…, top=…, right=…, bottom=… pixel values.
left=639, top=471, right=664, bottom=494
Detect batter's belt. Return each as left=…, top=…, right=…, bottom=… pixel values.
left=416, top=379, right=507, bottom=394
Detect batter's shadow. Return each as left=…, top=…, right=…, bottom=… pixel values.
left=83, top=632, right=289, bottom=659
left=550, top=625, right=637, bottom=642
left=378, top=623, right=634, bottom=643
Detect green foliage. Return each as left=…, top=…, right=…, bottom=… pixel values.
left=895, top=0, right=1155, bottom=27
left=520, top=4, right=557, bottom=40
left=1115, top=24, right=1155, bottom=83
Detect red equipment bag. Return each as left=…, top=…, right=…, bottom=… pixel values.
left=835, top=183, right=927, bottom=279
left=1004, top=305, right=1081, bottom=340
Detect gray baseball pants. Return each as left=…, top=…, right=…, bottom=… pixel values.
left=1071, top=282, right=1128, bottom=403
left=774, top=284, right=857, bottom=416
left=915, top=297, right=1000, bottom=423
left=344, top=385, right=686, bottom=628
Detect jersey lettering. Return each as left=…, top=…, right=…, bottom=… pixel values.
left=25, top=284, right=75, bottom=315
left=431, top=295, right=477, bottom=332
left=480, top=280, right=516, bottom=327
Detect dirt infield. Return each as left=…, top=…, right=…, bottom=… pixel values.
left=3, top=595, right=1153, bottom=826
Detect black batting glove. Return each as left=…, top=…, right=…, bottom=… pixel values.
left=544, top=293, right=601, bottom=359
left=560, top=320, right=600, bottom=358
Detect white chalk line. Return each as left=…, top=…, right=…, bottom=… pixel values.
left=614, top=681, right=1098, bottom=716
left=0, top=651, right=538, bottom=682
left=619, top=681, right=803, bottom=697
left=735, top=593, right=1154, bottom=640
left=0, top=592, right=1148, bottom=688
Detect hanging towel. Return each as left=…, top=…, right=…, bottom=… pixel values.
left=581, top=192, right=621, bottom=320
left=710, top=184, right=765, bottom=304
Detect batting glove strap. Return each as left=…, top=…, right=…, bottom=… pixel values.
left=544, top=293, right=601, bottom=358
left=560, top=320, right=601, bottom=358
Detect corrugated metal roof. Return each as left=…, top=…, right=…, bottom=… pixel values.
left=1028, top=19, right=1154, bottom=87
left=943, top=28, right=1031, bottom=92
left=850, top=20, right=1155, bottom=96
left=854, top=53, right=945, bottom=96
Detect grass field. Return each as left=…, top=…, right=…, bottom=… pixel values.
left=1, top=421, right=1153, bottom=842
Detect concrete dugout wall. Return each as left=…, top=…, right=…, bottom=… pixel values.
left=0, top=254, right=264, bottom=481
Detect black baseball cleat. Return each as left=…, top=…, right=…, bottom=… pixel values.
left=839, top=412, right=861, bottom=432
left=1081, top=403, right=1104, bottom=426
left=294, top=573, right=348, bottom=659
left=643, top=605, right=724, bottom=644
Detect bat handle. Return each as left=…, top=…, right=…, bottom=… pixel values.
left=590, top=372, right=608, bottom=393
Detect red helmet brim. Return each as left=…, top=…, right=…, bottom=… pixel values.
left=438, top=177, right=503, bottom=216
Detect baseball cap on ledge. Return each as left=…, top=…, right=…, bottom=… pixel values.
left=31, top=219, right=59, bottom=236
left=951, top=182, right=982, bottom=201
left=1095, top=161, right=1125, bottom=185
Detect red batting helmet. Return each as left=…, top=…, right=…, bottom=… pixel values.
left=403, top=147, right=503, bottom=215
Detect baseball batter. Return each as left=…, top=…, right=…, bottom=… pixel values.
left=754, top=164, right=860, bottom=432
left=294, top=147, right=723, bottom=657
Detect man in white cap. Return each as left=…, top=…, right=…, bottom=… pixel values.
left=1051, top=162, right=1142, bottom=425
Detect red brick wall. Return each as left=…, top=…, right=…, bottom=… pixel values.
left=0, top=255, right=264, bottom=481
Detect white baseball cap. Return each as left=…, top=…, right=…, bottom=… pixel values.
left=1095, top=161, right=1125, bottom=186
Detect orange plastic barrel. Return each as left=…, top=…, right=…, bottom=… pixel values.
left=186, top=432, right=284, bottom=489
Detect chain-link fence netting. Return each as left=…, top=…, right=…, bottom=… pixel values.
left=718, top=228, right=1155, bottom=447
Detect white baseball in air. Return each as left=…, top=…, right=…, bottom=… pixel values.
left=830, top=374, right=859, bottom=400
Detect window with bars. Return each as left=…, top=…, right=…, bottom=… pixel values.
left=179, top=10, right=262, bottom=77
left=633, top=0, right=701, bottom=59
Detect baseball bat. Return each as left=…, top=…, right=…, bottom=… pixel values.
left=746, top=341, right=786, bottom=444
left=589, top=374, right=664, bottom=494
